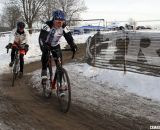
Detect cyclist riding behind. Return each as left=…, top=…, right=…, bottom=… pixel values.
left=5, top=21, right=29, bottom=78
left=39, top=9, right=77, bottom=84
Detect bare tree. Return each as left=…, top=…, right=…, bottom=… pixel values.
left=38, top=0, right=87, bottom=26
left=22, top=0, right=47, bottom=33
left=39, top=0, right=58, bottom=22
left=1, top=4, right=21, bottom=29
left=40, top=0, right=87, bottom=23
left=10, top=0, right=46, bottom=33
left=3, top=0, right=87, bottom=32
left=57, top=0, right=87, bottom=25
left=35, top=0, right=59, bottom=23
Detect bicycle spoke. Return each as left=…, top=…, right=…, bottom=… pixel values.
left=56, top=68, right=71, bottom=113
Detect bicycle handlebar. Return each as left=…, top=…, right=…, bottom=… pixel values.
left=6, top=47, right=19, bottom=54
left=43, top=44, right=76, bottom=59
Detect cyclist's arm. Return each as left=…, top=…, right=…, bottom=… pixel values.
left=39, top=20, right=52, bottom=42
left=63, top=25, right=77, bottom=48
left=39, top=23, right=51, bottom=51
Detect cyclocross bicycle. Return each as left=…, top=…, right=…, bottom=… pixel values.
left=7, top=47, right=20, bottom=87
left=42, top=47, right=75, bottom=113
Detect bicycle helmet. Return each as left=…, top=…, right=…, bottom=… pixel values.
left=52, top=10, right=65, bottom=21
left=17, top=21, right=25, bottom=29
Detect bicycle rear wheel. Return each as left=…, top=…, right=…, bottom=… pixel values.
left=56, top=68, right=71, bottom=113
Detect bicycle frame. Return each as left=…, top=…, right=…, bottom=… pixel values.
left=42, top=47, right=74, bottom=112
left=7, top=47, right=20, bottom=86
left=13, top=49, right=20, bottom=74
left=47, top=48, right=74, bottom=90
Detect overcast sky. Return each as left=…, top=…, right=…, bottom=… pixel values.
left=81, top=0, right=160, bottom=21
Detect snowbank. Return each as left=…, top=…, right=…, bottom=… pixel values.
left=30, top=63, right=160, bottom=122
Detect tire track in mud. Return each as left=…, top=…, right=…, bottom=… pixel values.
left=0, top=44, right=159, bottom=130
left=0, top=73, right=108, bottom=130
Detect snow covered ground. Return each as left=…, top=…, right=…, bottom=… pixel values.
left=31, top=63, right=160, bottom=122
left=1, top=31, right=160, bottom=120
left=65, top=63, right=160, bottom=101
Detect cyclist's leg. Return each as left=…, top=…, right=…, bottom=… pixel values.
left=51, top=44, right=62, bottom=67
left=41, top=47, right=49, bottom=83
left=51, top=45, right=62, bottom=82
left=19, top=54, right=24, bottom=72
left=9, top=48, right=16, bottom=67
left=51, top=45, right=64, bottom=95
left=19, top=54, right=24, bottom=78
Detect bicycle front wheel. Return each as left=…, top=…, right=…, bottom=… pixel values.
left=12, top=63, right=18, bottom=87
left=56, top=68, right=71, bottom=113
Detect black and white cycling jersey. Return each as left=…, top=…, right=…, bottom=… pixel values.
left=39, top=20, right=75, bottom=50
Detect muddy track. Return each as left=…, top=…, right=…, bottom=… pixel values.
left=0, top=44, right=158, bottom=130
